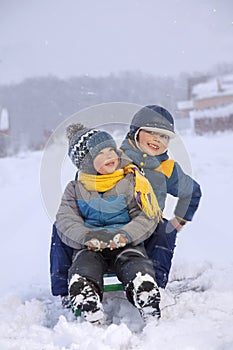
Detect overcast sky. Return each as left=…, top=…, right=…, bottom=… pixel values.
left=1, top=0, right=233, bottom=84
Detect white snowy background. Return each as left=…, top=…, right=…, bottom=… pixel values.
left=1, top=131, right=233, bottom=350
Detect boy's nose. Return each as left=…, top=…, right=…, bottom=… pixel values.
left=106, top=153, right=114, bottom=160
left=152, top=135, right=160, bottom=142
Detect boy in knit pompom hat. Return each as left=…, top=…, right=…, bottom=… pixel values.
left=55, top=123, right=162, bottom=323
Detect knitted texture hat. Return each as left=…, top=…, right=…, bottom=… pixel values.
left=130, top=105, right=175, bottom=141
left=67, top=123, right=117, bottom=172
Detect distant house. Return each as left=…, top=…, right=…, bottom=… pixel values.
left=177, top=74, right=233, bottom=135
left=0, top=107, right=10, bottom=156
left=0, top=108, right=10, bottom=134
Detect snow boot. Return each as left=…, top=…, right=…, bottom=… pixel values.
left=68, top=274, right=104, bottom=323
left=126, top=272, right=161, bottom=321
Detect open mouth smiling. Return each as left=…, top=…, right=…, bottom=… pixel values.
left=105, top=160, right=116, bottom=166
left=148, top=143, right=160, bottom=150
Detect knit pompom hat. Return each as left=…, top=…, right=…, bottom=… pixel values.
left=130, top=105, right=175, bottom=142
left=67, top=123, right=117, bottom=173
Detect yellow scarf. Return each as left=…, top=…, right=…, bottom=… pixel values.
left=78, top=164, right=162, bottom=220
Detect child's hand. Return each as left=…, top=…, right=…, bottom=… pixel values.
left=170, top=217, right=185, bottom=231
left=84, top=231, right=128, bottom=251
left=84, top=229, right=110, bottom=251
left=85, top=238, right=108, bottom=251
left=108, top=233, right=128, bottom=250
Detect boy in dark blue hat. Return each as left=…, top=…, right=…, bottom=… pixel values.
left=120, top=105, right=202, bottom=288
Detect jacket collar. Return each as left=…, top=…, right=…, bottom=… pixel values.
left=120, top=134, right=169, bottom=169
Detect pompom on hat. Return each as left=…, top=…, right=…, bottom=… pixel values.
left=67, top=123, right=117, bottom=172
left=130, top=105, right=175, bottom=141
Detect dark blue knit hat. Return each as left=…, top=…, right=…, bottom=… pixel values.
left=130, top=105, right=175, bottom=141
left=67, top=123, right=117, bottom=171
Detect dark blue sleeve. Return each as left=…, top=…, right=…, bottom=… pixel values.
left=167, top=163, right=202, bottom=221
left=49, top=172, right=78, bottom=296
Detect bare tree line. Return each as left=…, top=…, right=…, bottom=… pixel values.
left=0, top=63, right=232, bottom=156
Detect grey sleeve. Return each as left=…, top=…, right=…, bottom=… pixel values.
left=56, top=181, right=91, bottom=249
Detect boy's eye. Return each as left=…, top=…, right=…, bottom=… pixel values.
left=97, top=148, right=115, bottom=156
left=147, top=131, right=158, bottom=136
left=161, top=134, right=169, bottom=141
left=147, top=131, right=169, bottom=139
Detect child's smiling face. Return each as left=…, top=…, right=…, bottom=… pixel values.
left=137, top=130, right=170, bottom=156
left=93, top=147, right=119, bottom=174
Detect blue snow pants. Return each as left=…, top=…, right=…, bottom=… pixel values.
left=144, top=218, right=177, bottom=288
left=49, top=218, right=177, bottom=296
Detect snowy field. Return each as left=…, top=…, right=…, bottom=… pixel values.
left=1, top=131, right=233, bottom=350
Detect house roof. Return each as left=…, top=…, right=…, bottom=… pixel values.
left=192, top=74, right=233, bottom=100
left=177, top=100, right=194, bottom=110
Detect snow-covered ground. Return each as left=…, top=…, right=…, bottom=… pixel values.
left=1, top=131, right=233, bottom=350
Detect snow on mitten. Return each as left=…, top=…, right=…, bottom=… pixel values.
left=85, top=238, right=108, bottom=251
left=108, top=233, right=129, bottom=250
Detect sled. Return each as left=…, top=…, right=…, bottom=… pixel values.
left=103, top=273, right=124, bottom=292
